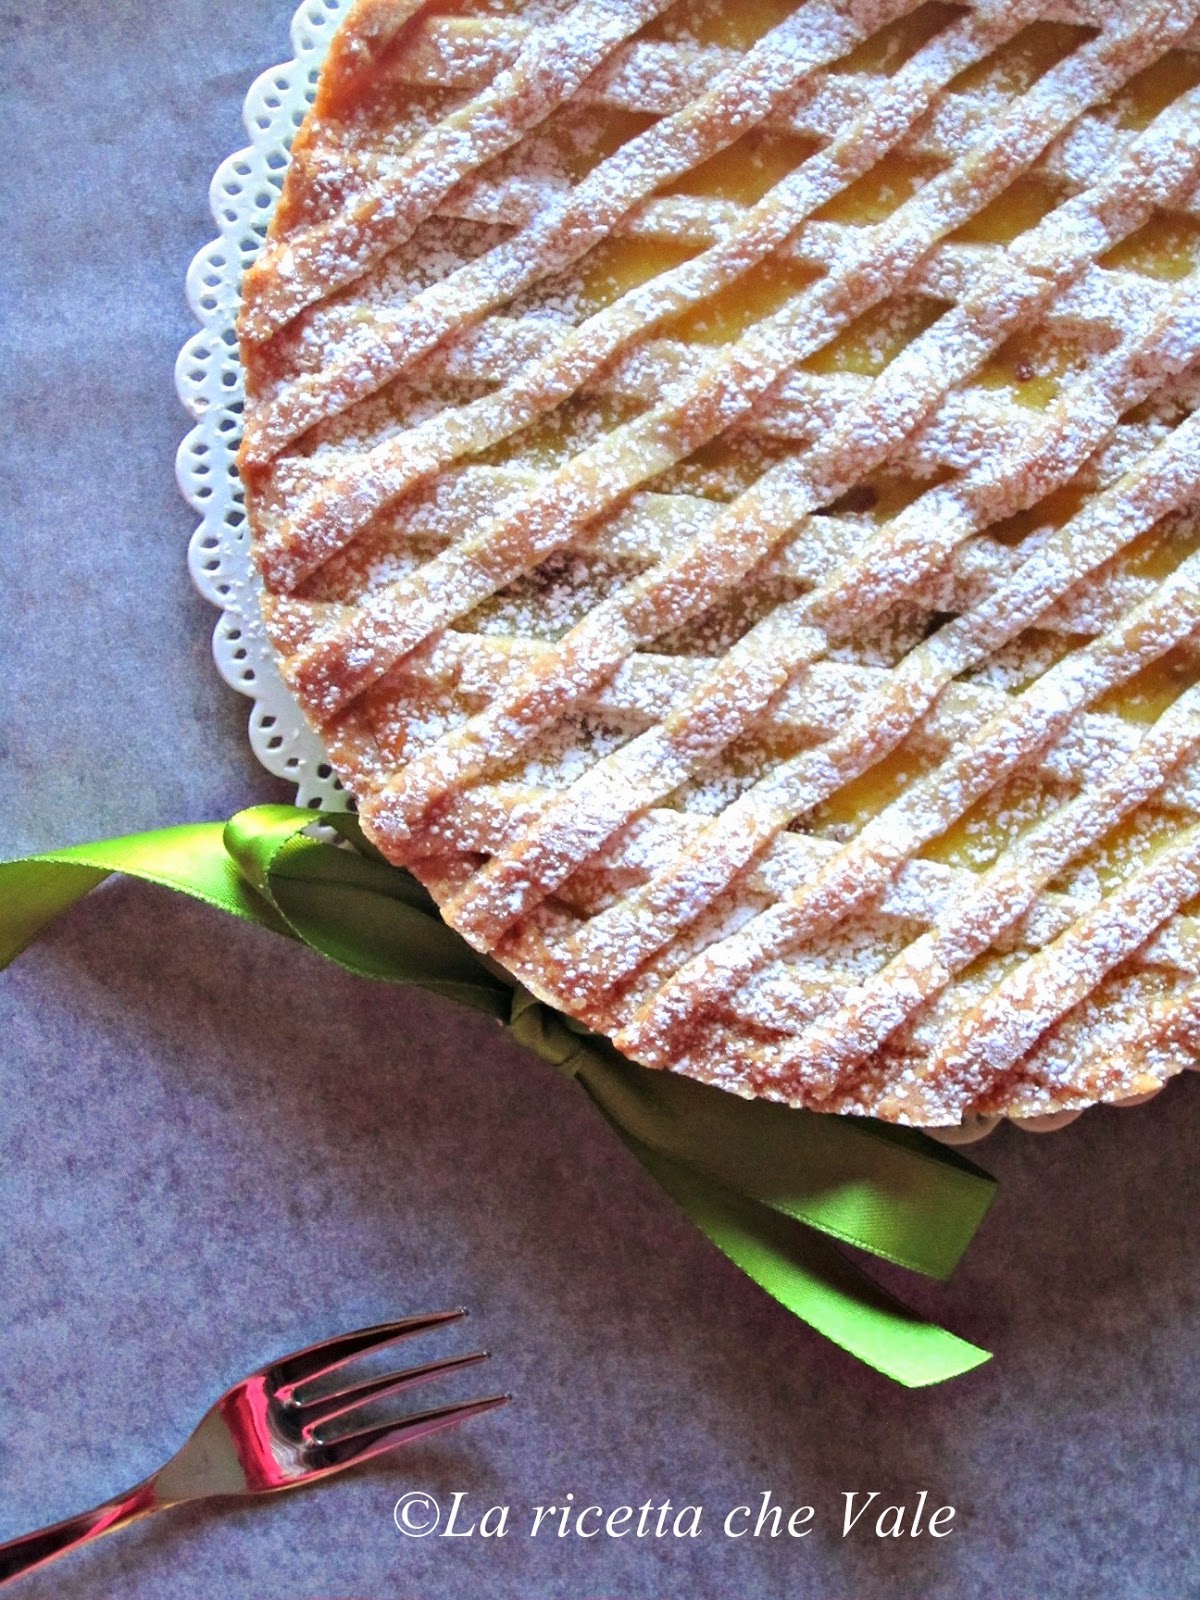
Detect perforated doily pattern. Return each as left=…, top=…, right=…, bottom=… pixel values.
left=177, top=0, right=350, bottom=810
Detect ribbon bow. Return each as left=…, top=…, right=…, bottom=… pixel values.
left=1, top=805, right=996, bottom=1386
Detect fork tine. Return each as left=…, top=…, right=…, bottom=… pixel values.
left=317, top=1393, right=511, bottom=1469
left=298, top=1349, right=491, bottom=1437
left=271, top=1309, right=467, bottom=1397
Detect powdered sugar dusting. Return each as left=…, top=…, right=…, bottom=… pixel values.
left=239, top=0, right=1200, bottom=1124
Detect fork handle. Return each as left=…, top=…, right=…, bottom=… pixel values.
left=0, top=1480, right=162, bottom=1586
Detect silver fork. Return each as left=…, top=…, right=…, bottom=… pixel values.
left=0, top=1309, right=507, bottom=1587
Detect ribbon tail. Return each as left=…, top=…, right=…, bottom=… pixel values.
left=630, top=1135, right=991, bottom=1387
left=0, top=823, right=289, bottom=971
left=0, top=859, right=112, bottom=968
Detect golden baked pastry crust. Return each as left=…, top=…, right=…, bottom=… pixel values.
left=238, top=0, right=1200, bottom=1124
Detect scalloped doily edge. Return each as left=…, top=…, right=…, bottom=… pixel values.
left=176, top=0, right=350, bottom=811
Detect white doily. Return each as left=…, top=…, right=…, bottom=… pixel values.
left=177, top=0, right=1188, bottom=1142
left=176, top=0, right=349, bottom=812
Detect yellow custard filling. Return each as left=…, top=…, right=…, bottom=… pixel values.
left=242, top=0, right=1200, bottom=1118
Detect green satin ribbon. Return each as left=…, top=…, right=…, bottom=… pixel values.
left=1, top=805, right=996, bottom=1386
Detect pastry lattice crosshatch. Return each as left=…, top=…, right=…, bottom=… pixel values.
left=186, top=0, right=1200, bottom=1128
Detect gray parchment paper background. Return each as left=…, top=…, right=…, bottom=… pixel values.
left=1, top=3, right=1198, bottom=1596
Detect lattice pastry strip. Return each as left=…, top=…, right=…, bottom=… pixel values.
left=241, top=0, right=1200, bottom=1123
